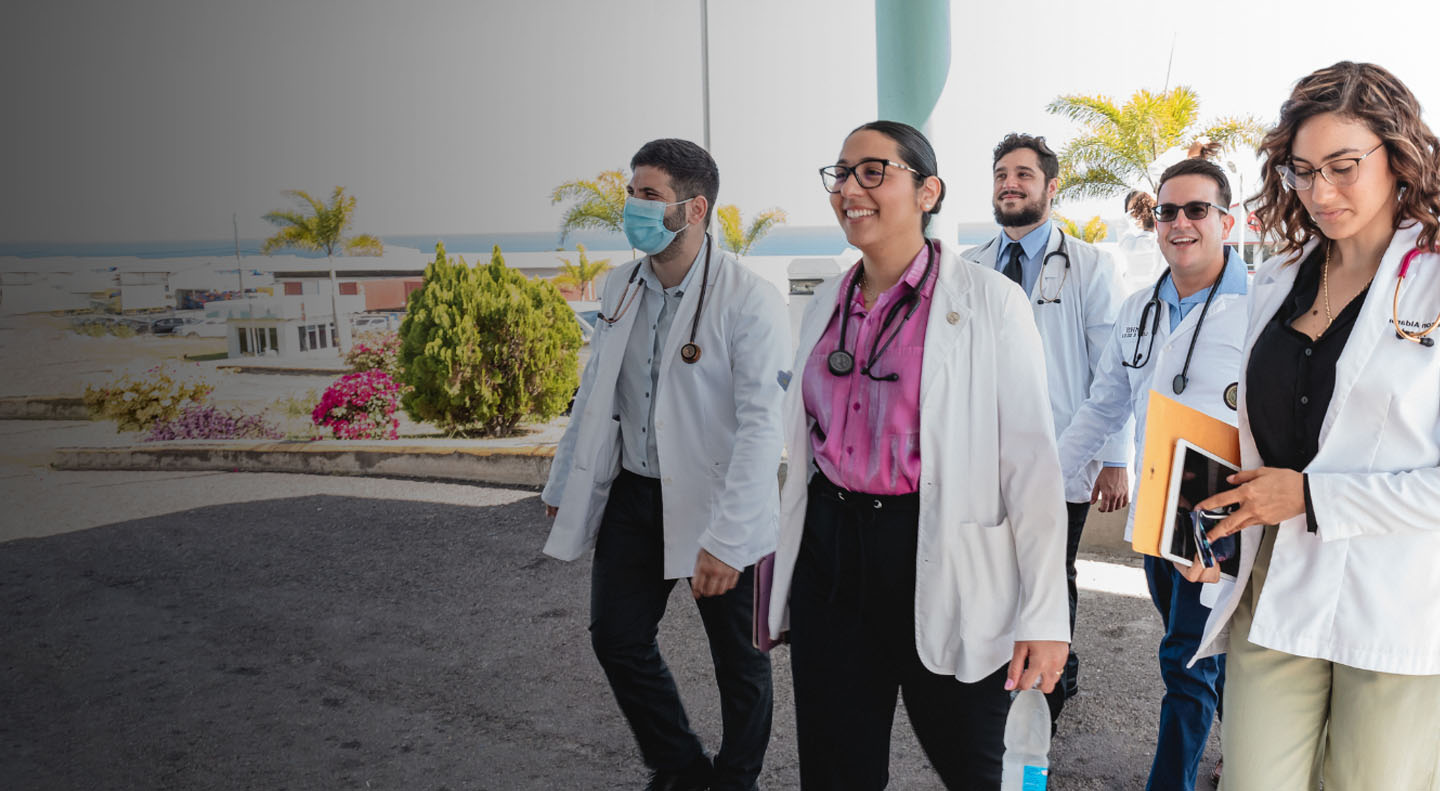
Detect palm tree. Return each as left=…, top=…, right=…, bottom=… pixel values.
left=1045, top=87, right=1264, bottom=201
left=553, top=244, right=612, bottom=301
left=717, top=204, right=788, bottom=256
left=261, top=186, right=384, bottom=353
left=551, top=170, right=627, bottom=244
left=1054, top=213, right=1109, bottom=243
left=261, top=187, right=384, bottom=257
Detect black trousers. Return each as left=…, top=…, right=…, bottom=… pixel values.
left=1046, top=500, right=1089, bottom=723
left=589, top=470, right=772, bottom=791
left=788, top=472, right=1012, bottom=790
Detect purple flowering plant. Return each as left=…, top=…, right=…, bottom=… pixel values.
left=311, top=370, right=404, bottom=440
left=144, top=404, right=283, bottom=441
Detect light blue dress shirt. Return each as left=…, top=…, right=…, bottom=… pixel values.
left=1157, top=247, right=1249, bottom=332
left=993, top=220, right=1054, bottom=295
left=616, top=245, right=705, bottom=478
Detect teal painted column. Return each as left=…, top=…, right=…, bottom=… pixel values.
left=875, top=0, right=950, bottom=129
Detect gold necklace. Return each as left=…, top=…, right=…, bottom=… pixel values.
left=1321, top=242, right=1377, bottom=336
left=1322, top=243, right=1335, bottom=331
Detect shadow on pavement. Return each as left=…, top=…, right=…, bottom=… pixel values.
left=0, top=494, right=1212, bottom=790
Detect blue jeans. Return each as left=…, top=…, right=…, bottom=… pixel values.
left=1143, top=556, right=1225, bottom=791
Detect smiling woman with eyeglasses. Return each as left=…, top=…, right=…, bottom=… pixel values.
left=764, top=120, right=1070, bottom=789
left=1183, top=61, right=1440, bottom=790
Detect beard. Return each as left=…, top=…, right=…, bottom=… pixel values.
left=993, top=194, right=1048, bottom=228
left=652, top=202, right=692, bottom=261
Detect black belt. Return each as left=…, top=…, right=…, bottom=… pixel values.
left=808, top=469, right=919, bottom=512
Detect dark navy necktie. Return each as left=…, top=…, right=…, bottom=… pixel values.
left=1003, top=242, right=1024, bottom=286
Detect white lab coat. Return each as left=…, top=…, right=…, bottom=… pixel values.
left=1117, top=228, right=1166, bottom=297
left=541, top=249, right=789, bottom=580
left=964, top=227, right=1130, bottom=501
left=1056, top=249, right=1250, bottom=545
left=1196, top=222, right=1440, bottom=675
left=768, top=242, right=1070, bottom=683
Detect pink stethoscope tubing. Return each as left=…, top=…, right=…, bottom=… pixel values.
left=1394, top=247, right=1440, bottom=347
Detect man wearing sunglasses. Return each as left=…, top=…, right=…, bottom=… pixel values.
left=1054, top=157, right=1250, bottom=791
left=962, top=133, right=1129, bottom=730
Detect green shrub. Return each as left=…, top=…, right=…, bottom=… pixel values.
left=83, top=362, right=214, bottom=432
left=397, top=243, right=582, bottom=436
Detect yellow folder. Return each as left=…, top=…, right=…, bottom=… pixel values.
left=1132, top=390, right=1241, bottom=557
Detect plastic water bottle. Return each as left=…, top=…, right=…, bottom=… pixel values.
left=1001, top=688, right=1051, bottom=790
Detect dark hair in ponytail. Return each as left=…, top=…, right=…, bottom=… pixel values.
left=849, top=120, right=946, bottom=231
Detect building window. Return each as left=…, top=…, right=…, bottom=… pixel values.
left=298, top=326, right=308, bottom=352
left=268, top=327, right=278, bottom=351
left=339, top=282, right=359, bottom=295
left=237, top=328, right=249, bottom=355
left=329, top=323, right=337, bottom=347
left=284, top=281, right=303, bottom=296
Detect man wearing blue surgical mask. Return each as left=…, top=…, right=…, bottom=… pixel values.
left=541, top=138, right=789, bottom=791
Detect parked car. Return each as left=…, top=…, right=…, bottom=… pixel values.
left=149, top=317, right=189, bottom=335
left=351, top=315, right=392, bottom=332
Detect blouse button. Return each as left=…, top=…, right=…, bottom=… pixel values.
left=1305, top=348, right=1313, bottom=357
left=946, top=311, right=959, bottom=324
left=1300, top=395, right=1310, bottom=405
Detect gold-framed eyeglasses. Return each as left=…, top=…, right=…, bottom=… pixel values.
left=1276, top=142, right=1384, bottom=191
left=819, top=158, right=920, bottom=193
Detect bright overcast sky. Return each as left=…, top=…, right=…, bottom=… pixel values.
left=4, top=0, right=1440, bottom=244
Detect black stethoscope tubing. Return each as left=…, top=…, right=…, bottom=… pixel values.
left=595, top=233, right=714, bottom=365
left=1122, top=252, right=1230, bottom=395
left=827, top=239, right=937, bottom=381
left=1037, top=233, right=1070, bottom=304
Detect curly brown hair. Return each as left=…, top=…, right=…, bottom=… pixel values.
left=1249, top=61, right=1440, bottom=257
left=1125, top=191, right=1156, bottom=232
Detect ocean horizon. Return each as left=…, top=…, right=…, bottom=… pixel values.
left=0, top=223, right=1004, bottom=260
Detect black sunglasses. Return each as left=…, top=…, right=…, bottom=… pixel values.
left=1152, top=201, right=1228, bottom=223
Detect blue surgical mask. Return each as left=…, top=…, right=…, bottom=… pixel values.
left=623, top=196, right=691, bottom=254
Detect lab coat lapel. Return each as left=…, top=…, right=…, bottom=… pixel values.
left=920, top=249, right=971, bottom=404
left=1320, top=224, right=1420, bottom=448
left=595, top=262, right=646, bottom=390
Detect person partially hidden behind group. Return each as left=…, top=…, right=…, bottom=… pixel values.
left=765, top=119, right=1071, bottom=790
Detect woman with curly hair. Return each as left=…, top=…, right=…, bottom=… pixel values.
left=1186, top=61, right=1440, bottom=788
left=1117, top=190, right=1164, bottom=293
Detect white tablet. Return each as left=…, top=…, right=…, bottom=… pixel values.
left=1160, top=439, right=1241, bottom=578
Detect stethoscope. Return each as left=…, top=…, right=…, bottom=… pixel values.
left=1121, top=252, right=1230, bottom=394
left=826, top=239, right=937, bottom=380
left=595, top=232, right=714, bottom=364
left=1394, top=247, right=1440, bottom=347
left=998, top=230, right=1070, bottom=304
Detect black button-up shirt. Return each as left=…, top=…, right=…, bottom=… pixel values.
left=1246, top=246, right=1370, bottom=530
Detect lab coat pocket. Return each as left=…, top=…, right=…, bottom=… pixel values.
left=949, top=519, right=1020, bottom=641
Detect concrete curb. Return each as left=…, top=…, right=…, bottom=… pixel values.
left=53, top=441, right=556, bottom=487
left=0, top=396, right=91, bottom=420
left=215, top=365, right=349, bottom=376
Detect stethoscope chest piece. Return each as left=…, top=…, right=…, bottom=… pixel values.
left=1173, top=373, right=1188, bottom=394
left=827, top=349, right=856, bottom=376
left=680, top=342, right=702, bottom=364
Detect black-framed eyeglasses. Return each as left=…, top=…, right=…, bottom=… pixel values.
left=819, top=158, right=920, bottom=193
left=1152, top=201, right=1229, bottom=223
left=1276, top=142, right=1384, bottom=191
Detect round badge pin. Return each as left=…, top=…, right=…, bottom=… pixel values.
left=1224, top=382, right=1239, bottom=410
